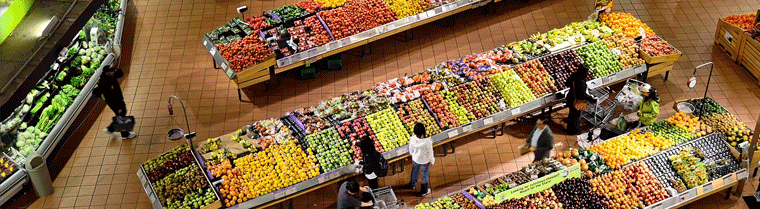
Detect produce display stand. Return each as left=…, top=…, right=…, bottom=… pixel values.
left=714, top=15, right=747, bottom=61
left=135, top=62, right=647, bottom=209
left=641, top=35, right=682, bottom=81
left=0, top=0, right=128, bottom=205
left=738, top=32, right=760, bottom=84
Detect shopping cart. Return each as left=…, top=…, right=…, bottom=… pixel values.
left=614, top=79, right=646, bottom=111
left=365, top=186, right=405, bottom=209
left=580, top=86, right=617, bottom=145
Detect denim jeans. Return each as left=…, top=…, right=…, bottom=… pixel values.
left=409, top=162, right=430, bottom=186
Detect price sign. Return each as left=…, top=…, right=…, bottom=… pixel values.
left=724, top=31, right=734, bottom=44
left=448, top=130, right=459, bottom=138
left=330, top=171, right=340, bottom=179
left=435, top=7, right=444, bottom=14
left=449, top=3, right=457, bottom=10
left=367, top=29, right=377, bottom=37
left=277, top=57, right=290, bottom=67
left=341, top=38, right=351, bottom=46
left=679, top=192, right=690, bottom=201
left=286, top=186, right=298, bottom=195
left=484, top=117, right=494, bottom=125
left=651, top=203, right=663, bottom=209
left=696, top=186, right=704, bottom=195
left=209, top=47, right=217, bottom=56
left=307, top=48, right=318, bottom=57
left=511, top=107, right=521, bottom=115
left=307, top=56, right=319, bottom=63
left=713, top=177, right=724, bottom=187
left=703, top=183, right=713, bottom=193
left=292, top=53, right=302, bottom=62
left=274, top=190, right=286, bottom=199
left=318, top=173, right=330, bottom=183
left=608, top=74, right=616, bottom=83
left=223, top=65, right=234, bottom=78
left=426, top=10, right=435, bottom=19
left=639, top=27, right=646, bottom=39
left=462, top=125, right=472, bottom=133
left=203, top=40, right=208, bottom=47
left=724, top=175, right=734, bottom=184
left=737, top=170, right=748, bottom=179
left=149, top=194, right=158, bottom=204
left=383, top=152, right=392, bottom=159
left=508, top=183, right=517, bottom=188
left=385, top=24, right=396, bottom=32
left=329, top=41, right=340, bottom=51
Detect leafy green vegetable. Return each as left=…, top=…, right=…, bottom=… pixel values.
left=68, top=47, right=78, bottom=57
left=71, top=56, right=82, bottom=67
left=56, top=72, right=67, bottom=82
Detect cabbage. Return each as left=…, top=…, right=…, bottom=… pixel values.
left=26, top=94, right=34, bottom=103
left=82, top=41, right=89, bottom=49
left=38, top=132, right=47, bottom=139
left=79, top=49, right=86, bottom=55
left=19, top=122, right=27, bottom=130
left=16, top=140, right=25, bottom=147
left=22, top=104, right=30, bottom=113
left=0, top=124, right=6, bottom=132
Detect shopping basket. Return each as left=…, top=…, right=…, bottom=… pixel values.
left=366, top=186, right=404, bottom=209
left=615, top=79, right=646, bottom=111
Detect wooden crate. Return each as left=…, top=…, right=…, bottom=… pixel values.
left=738, top=34, right=760, bottom=84
left=714, top=17, right=746, bottom=61
left=647, top=61, right=674, bottom=78
left=235, top=54, right=275, bottom=82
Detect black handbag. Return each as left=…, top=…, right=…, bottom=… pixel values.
left=111, top=115, right=135, bottom=132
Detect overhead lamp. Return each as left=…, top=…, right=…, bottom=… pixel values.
left=38, top=16, right=60, bottom=40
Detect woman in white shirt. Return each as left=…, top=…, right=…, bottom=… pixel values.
left=405, top=123, right=434, bottom=196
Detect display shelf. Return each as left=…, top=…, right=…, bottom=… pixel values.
left=111, top=0, right=128, bottom=58
left=738, top=32, right=760, bottom=83
left=0, top=168, right=26, bottom=205
left=202, top=35, right=237, bottom=79
left=714, top=16, right=747, bottom=61
left=37, top=54, right=114, bottom=159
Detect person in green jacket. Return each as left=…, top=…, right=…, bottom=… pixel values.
left=637, top=84, right=660, bottom=126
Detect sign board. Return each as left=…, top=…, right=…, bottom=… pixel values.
left=593, top=0, right=614, bottom=21
left=494, top=164, right=581, bottom=202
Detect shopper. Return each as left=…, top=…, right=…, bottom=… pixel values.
left=406, top=123, right=434, bottom=196
left=95, top=66, right=136, bottom=139
left=525, top=119, right=554, bottom=161
left=564, top=65, right=596, bottom=135
left=337, top=180, right=373, bottom=209
left=637, top=84, right=660, bottom=126
left=359, top=136, right=387, bottom=189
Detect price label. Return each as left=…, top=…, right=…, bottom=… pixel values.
left=724, top=31, right=734, bottom=43
left=737, top=170, right=748, bottom=179
left=449, top=3, right=457, bottom=10
left=330, top=171, right=340, bottom=179
left=508, top=183, right=517, bottom=188
left=149, top=194, right=158, bottom=203
left=224, top=67, right=234, bottom=78
left=703, top=183, right=713, bottom=193
left=318, top=173, right=330, bottom=183
left=611, top=48, right=622, bottom=57
left=203, top=40, right=208, bottom=47
left=724, top=175, right=734, bottom=184
left=639, top=27, right=646, bottom=39
left=277, top=57, right=290, bottom=67
left=651, top=203, right=663, bottom=209
left=713, top=177, right=724, bottom=187
left=462, top=125, right=472, bottom=133
left=679, top=192, right=690, bottom=201
left=696, top=186, right=704, bottom=195
left=209, top=47, right=217, bottom=56
left=307, top=48, right=318, bottom=57
left=435, top=7, right=444, bottom=14
left=274, top=190, right=286, bottom=199
left=307, top=56, right=319, bottom=63
left=383, top=152, right=392, bottom=159
left=448, top=130, right=459, bottom=138
left=286, top=186, right=298, bottom=195
left=329, top=42, right=340, bottom=51
left=341, top=38, right=351, bottom=46
left=530, top=174, right=538, bottom=179
left=426, top=10, right=435, bottom=18
left=293, top=53, right=302, bottom=61
left=484, top=117, right=494, bottom=125
left=608, top=74, right=616, bottom=82
left=511, top=107, right=521, bottom=115
left=385, top=24, right=396, bottom=32
left=367, top=29, right=377, bottom=37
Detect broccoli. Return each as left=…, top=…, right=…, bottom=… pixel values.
left=90, top=59, right=101, bottom=70
left=68, top=47, right=77, bottom=57
left=71, top=56, right=82, bottom=67
left=78, top=31, right=86, bottom=40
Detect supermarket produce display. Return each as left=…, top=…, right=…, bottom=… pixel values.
left=0, top=0, right=128, bottom=205
left=142, top=10, right=694, bottom=209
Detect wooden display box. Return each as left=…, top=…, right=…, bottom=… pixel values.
left=714, top=17, right=747, bottom=61
left=640, top=48, right=681, bottom=64
left=738, top=33, right=760, bottom=84
left=233, top=54, right=276, bottom=88
left=647, top=61, right=675, bottom=78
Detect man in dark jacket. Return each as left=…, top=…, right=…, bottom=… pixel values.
left=564, top=65, right=596, bottom=135
left=96, top=66, right=136, bottom=139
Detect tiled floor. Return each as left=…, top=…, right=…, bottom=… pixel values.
left=22, top=0, right=760, bottom=208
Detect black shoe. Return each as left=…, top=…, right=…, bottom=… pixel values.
left=403, top=183, right=415, bottom=190
left=417, top=184, right=430, bottom=196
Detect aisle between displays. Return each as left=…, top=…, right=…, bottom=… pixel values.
left=0, top=0, right=128, bottom=205
left=138, top=8, right=689, bottom=209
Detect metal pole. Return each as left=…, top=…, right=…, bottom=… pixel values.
left=168, top=95, right=195, bottom=148
left=692, top=62, right=714, bottom=99
left=736, top=112, right=760, bottom=196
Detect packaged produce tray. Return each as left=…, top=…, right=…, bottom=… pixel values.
left=639, top=35, right=682, bottom=64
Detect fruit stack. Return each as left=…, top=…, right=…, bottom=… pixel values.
left=153, top=164, right=211, bottom=207
left=512, top=60, right=558, bottom=97
left=649, top=121, right=697, bottom=144
left=337, top=117, right=384, bottom=160
left=640, top=36, right=680, bottom=57
left=687, top=97, right=727, bottom=117
left=628, top=129, right=674, bottom=151
left=415, top=196, right=462, bottom=209
left=366, top=109, right=411, bottom=150
left=318, top=8, right=359, bottom=39
left=575, top=41, right=622, bottom=78
left=591, top=162, right=669, bottom=208
left=488, top=189, right=562, bottom=209
left=588, top=133, right=656, bottom=169
left=287, top=16, right=333, bottom=52
left=572, top=148, right=611, bottom=178
left=291, top=108, right=332, bottom=135
left=166, top=188, right=219, bottom=209
left=440, top=89, right=474, bottom=125
left=520, top=158, right=567, bottom=179
left=600, top=12, right=655, bottom=38
left=450, top=80, right=503, bottom=119
left=218, top=140, right=319, bottom=204
left=217, top=34, right=272, bottom=72
left=295, top=0, right=323, bottom=14
left=539, top=50, right=591, bottom=90
left=664, top=111, right=710, bottom=136
left=722, top=14, right=757, bottom=31
left=603, top=33, right=645, bottom=69
left=314, top=0, right=344, bottom=8
left=306, top=128, right=354, bottom=171
left=143, top=145, right=192, bottom=182
left=670, top=147, right=709, bottom=188
left=450, top=192, right=479, bottom=209
left=445, top=54, right=507, bottom=81
left=385, top=0, right=432, bottom=19
left=489, top=70, right=536, bottom=107
left=0, top=154, right=18, bottom=182
left=342, top=0, right=396, bottom=32
left=551, top=178, right=610, bottom=209
left=422, top=91, right=461, bottom=130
